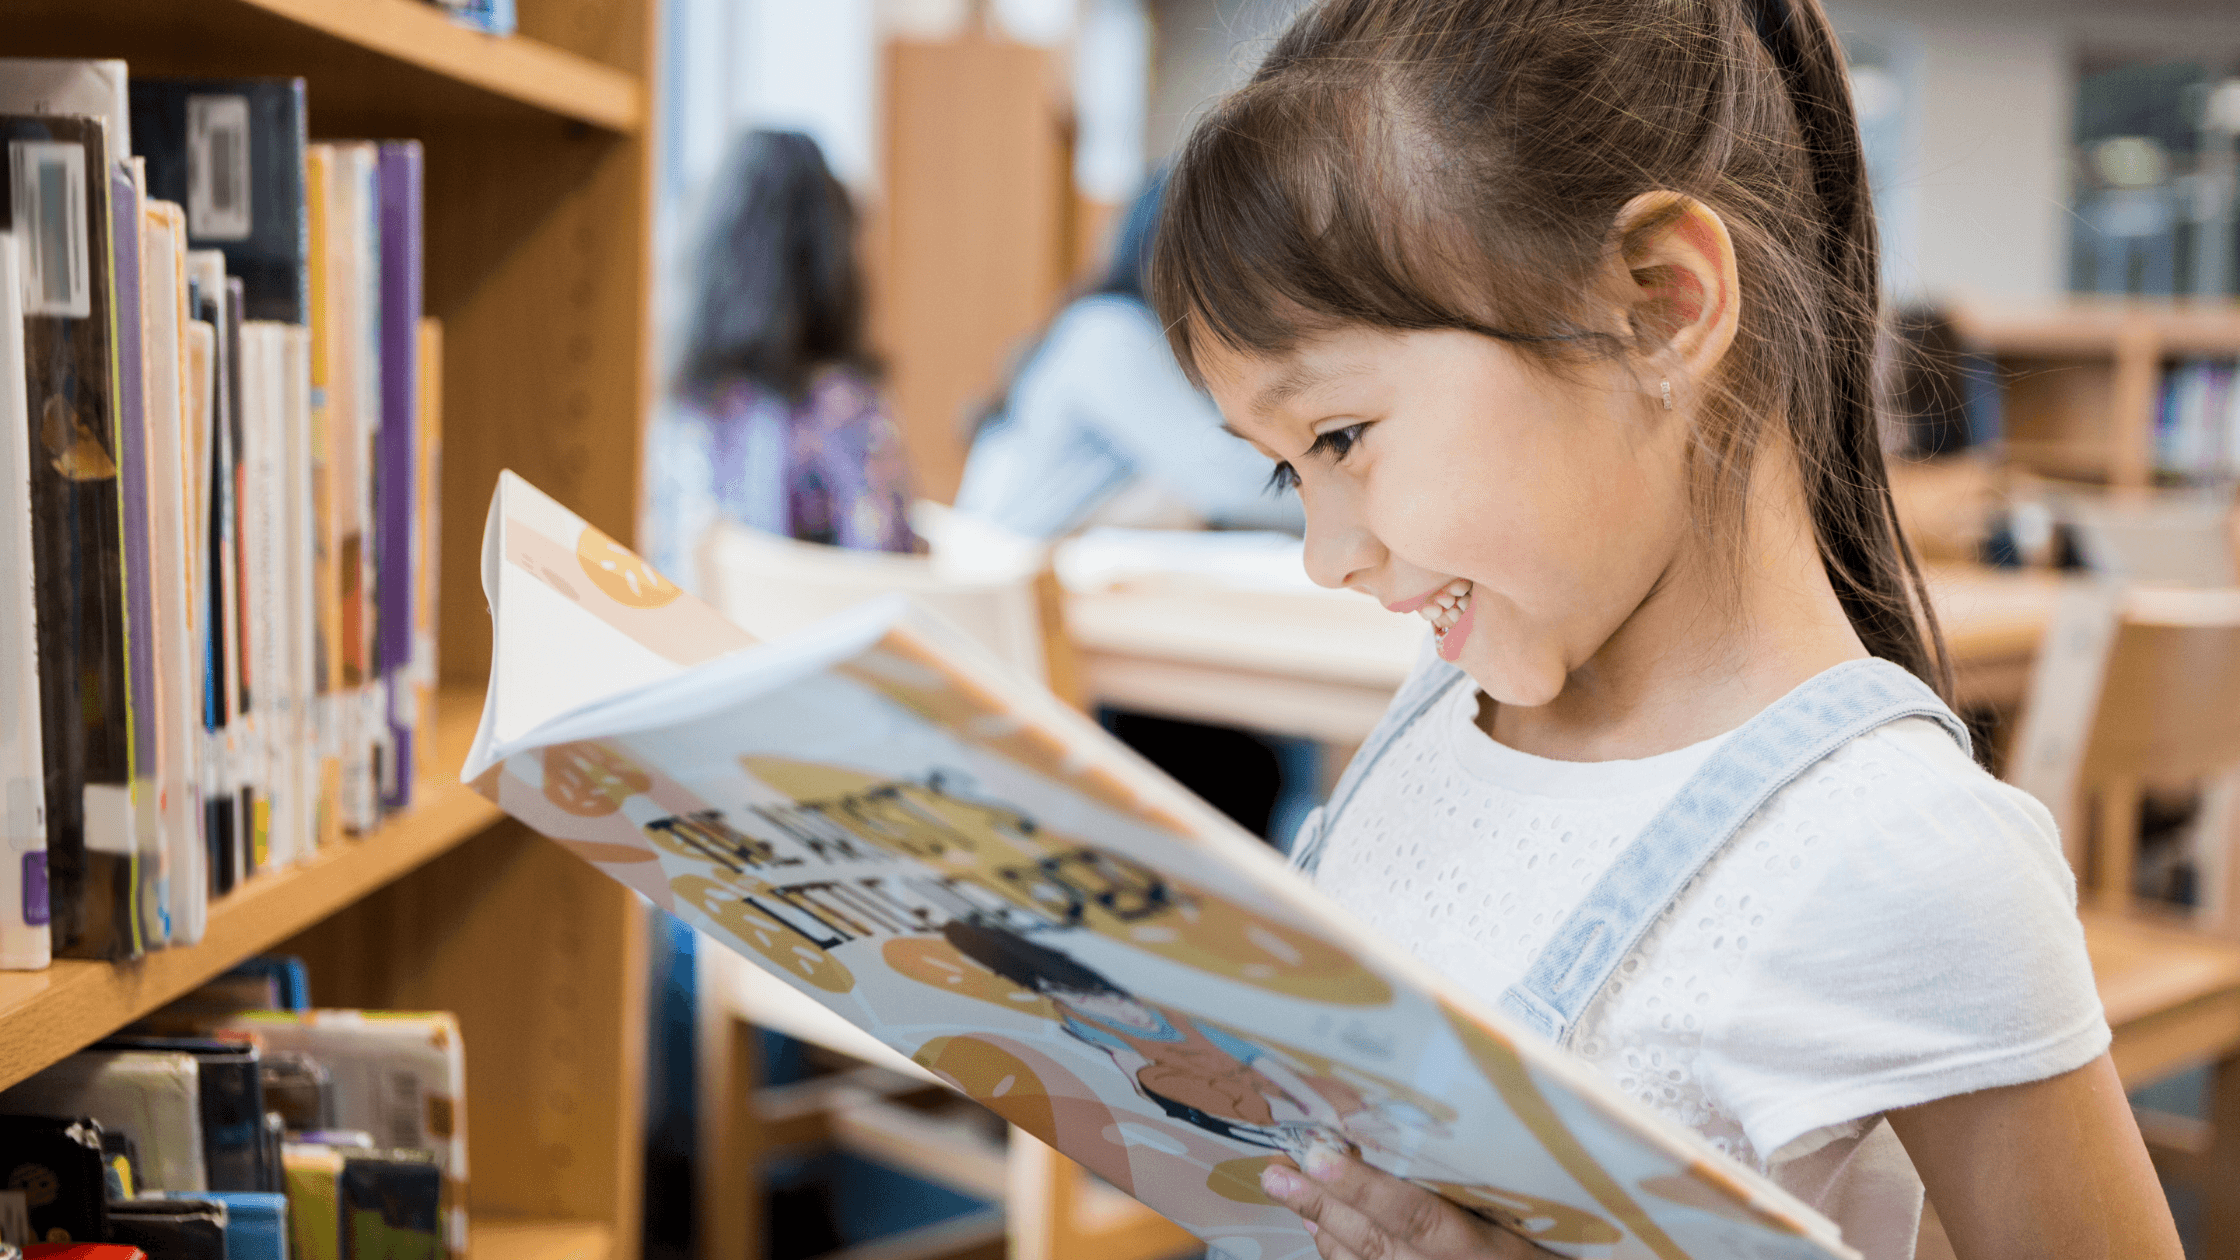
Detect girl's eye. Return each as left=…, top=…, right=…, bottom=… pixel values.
left=1264, top=424, right=1368, bottom=496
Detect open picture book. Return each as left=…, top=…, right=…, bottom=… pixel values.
left=463, top=472, right=1857, bottom=1260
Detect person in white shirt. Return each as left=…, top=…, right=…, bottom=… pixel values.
left=1141, top=0, right=2183, bottom=1257
left=954, top=174, right=1303, bottom=539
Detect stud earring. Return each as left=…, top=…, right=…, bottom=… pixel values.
left=1659, top=379, right=1674, bottom=411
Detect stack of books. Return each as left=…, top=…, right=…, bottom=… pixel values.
left=0, top=956, right=462, bottom=1260
left=2154, top=357, right=2240, bottom=480
left=1, top=59, right=444, bottom=969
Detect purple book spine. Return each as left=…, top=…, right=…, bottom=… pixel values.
left=376, top=142, right=421, bottom=811
left=109, top=169, right=159, bottom=947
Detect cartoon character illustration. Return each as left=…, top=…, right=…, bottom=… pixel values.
left=940, top=918, right=1435, bottom=1160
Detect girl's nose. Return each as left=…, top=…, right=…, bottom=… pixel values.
left=1301, top=492, right=1383, bottom=592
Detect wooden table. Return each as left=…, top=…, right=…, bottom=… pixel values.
left=1067, top=562, right=2064, bottom=744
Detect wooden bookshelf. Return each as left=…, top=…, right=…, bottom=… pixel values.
left=0, top=690, right=497, bottom=1090
left=1, top=2, right=659, bottom=1257
left=1950, top=298, right=2240, bottom=488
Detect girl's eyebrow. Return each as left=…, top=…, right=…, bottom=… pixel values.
left=1251, top=360, right=1359, bottom=415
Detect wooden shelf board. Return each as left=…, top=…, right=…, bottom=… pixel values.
left=1951, top=298, right=2240, bottom=359
left=0, top=688, right=500, bottom=1090
left=8, top=0, right=641, bottom=134
left=471, top=1217, right=615, bottom=1260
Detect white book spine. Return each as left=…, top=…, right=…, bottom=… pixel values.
left=283, top=327, right=317, bottom=863
left=0, top=231, right=52, bottom=969
left=141, top=202, right=204, bottom=942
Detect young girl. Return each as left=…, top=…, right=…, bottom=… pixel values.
left=1146, top=1, right=2181, bottom=1257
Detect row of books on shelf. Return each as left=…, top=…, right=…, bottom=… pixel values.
left=0, top=59, right=443, bottom=971
left=0, top=955, right=463, bottom=1260
left=2155, top=357, right=2240, bottom=479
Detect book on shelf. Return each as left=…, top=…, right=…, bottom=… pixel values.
left=105, top=1198, right=227, bottom=1260
left=0, top=1049, right=206, bottom=1192
left=2153, top=357, right=2240, bottom=480
left=466, top=470, right=1860, bottom=1260
left=0, top=223, right=53, bottom=970
left=0, top=1115, right=111, bottom=1244
left=3, top=110, right=143, bottom=963
left=0, top=58, right=438, bottom=968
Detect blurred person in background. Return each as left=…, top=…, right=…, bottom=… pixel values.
left=646, top=129, right=915, bottom=595
left=953, top=171, right=1303, bottom=538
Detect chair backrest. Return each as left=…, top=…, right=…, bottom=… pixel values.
left=697, top=518, right=1055, bottom=684
left=2008, top=581, right=2240, bottom=916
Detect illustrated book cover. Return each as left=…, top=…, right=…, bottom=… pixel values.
left=464, top=471, right=1858, bottom=1260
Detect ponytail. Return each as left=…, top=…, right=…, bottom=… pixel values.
left=1746, top=0, right=1953, bottom=696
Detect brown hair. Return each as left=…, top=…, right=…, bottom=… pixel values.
left=1150, top=0, right=1950, bottom=694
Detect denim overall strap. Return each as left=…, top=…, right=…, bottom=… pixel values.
left=1289, top=653, right=1470, bottom=876
left=1496, top=658, right=1970, bottom=1045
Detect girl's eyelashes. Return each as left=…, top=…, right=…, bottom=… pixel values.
left=1263, top=423, right=1369, bottom=496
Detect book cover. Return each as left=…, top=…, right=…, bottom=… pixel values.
left=4, top=113, right=140, bottom=961
left=97, top=1036, right=271, bottom=1193
left=281, top=1143, right=343, bottom=1260
left=0, top=1115, right=109, bottom=1244
left=105, top=1199, right=227, bottom=1260
left=466, top=472, right=1858, bottom=1260
left=338, top=1153, right=442, bottom=1260
left=0, top=59, right=131, bottom=155
left=0, top=1049, right=207, bottom=1193
left=128, top=80, right=309, bottom=324
left=0, top=227, right=53, bottom=970
left=214, top=1011, right=467, bottom=1253
left=142, top=197, right=206, bottom=943
left=107, top=166, right=164, bottom=949
left=27, top=1246, right=148, bottom=1260
left=412, top=319, right=441, bottom=786
left=375, top=143, right=421, bottom=812
left=208, top=1192, right=288, bottom=1260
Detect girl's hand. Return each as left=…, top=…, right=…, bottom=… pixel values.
left=1259, top=1147, right=1561, bottom=1260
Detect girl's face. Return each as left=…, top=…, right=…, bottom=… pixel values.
left=1198, top=326, right=1693, bottom=709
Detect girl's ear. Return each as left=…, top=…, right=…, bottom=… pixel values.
left=1607, top=192, right=1741, bottom=398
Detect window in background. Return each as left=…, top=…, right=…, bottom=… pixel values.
left=2071, top=60, right=2240, bottom=298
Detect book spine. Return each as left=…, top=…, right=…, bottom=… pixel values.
left=196, top=1053, right=269, bottom=1192
left=0, top=230, right=53, bottom=970
left=225, top=276, right=259, bottom=877
left=282, top=327, right=315, bottom=863
left=375, top=143, right=420, bottom=812
left=306, top=145, right=341, bottom=850
left=144, top=200, right=206, bottom=943
left=10, top=117, right=139, bottom=960
left=413, top=317, right=441, bottom=786
left=109, top=167, right=165, bottom=950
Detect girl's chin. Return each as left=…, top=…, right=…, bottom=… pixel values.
left=1452, top=643, right=1568, bottom=710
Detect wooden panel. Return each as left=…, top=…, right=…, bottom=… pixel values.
left=877, top=37, right=1072, bottom=503
left=2001, top=357, right=2119, bottom=481
left=281, top=821, right=649, bottom=1239
left=429, top=118, right=656, bottom=684
left=0, top=692, right=499, bottom=1090
left=4, top=0, right=640, bottom=132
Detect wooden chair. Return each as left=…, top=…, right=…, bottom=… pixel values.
left=2001, top=579, right=2240, bottom=1256
left=691, top=520, right=1184, bottom=1260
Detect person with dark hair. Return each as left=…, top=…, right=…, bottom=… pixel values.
left=1145, top=1, right=2178, bottom=1257
left=939, top=919, right=1404, bottom=1156
left=646, top=129, right=913, bottom=592
left=951, top=173, right=1302, bottom=537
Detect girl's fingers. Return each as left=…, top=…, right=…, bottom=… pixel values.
left=1264, top=1147, right=1535, bottom=1260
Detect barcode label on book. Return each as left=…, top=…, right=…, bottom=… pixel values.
left=187, top=95, right=253, bottom=241
left=7, top=141, right=90, bottom=318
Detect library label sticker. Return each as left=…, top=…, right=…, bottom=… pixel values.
left=8, top=141, right=90, bottom=319
left=187, top=95, right=253, bottom=241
